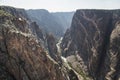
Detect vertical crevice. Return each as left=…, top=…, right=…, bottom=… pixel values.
left=95, top=16, right=114, bottom=79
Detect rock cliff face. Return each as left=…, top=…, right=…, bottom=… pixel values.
left=1, top=6, right=120, bottom=80
left=0, top=6, right=68, bottom=80
left=45, top=33, right=61, bottom=62
left=61, top=9, right=120, bottom=79
left=30, top=22, right=44, bottom=41
left=27, top=9, right=64, bottom=37
left=27, top=10, right=74, bottom=37
left=0, top=6, right=29, bottom=20
left=51, top=12, right=74, bottom=32
left=105, top=22, right=120, bottom=80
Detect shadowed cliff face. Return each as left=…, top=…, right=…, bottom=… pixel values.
left=51, top=12, right=74, bottom=32
left=0, top=6, right=68, bottom=80
left=30, top=22, right=44, bottom=41
left=105, top=22, right=120, bottom=80
left=61, top=9, right=120, bottom=79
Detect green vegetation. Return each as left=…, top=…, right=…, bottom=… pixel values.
left=76, top=65, right=87, bottom=80
left=0, top=9, right=13, bottom=17
left=68, top=62, right=88, bottom=80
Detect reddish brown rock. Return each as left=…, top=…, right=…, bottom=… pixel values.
left=0, top=6, right=68, bottom=80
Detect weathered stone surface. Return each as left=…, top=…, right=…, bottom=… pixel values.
left=0, top=6, right=68, bottom=80
left=30, top=22, right=44, bottom=40
left=0, top=6, right=29, bottom=20
left=46, top=34, right=59, bottom=61
left=2, top=6, right=120, bottom=80
left=105, top=22, right=120, bottom=80
left=61, top=9, right=120, bottom=79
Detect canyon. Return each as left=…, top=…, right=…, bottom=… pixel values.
left=27, top=9, right=74, bottom=37
left=61, top=9, right=120, bottom=80
left=0, top=6, right=120, bottom=80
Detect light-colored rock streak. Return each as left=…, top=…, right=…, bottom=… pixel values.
left=81, top=11, right=101, bottom=57
left=61, top=56, right=84, bottom=80
left=82, top=11, right=100, bottom=34
left=81, top=11, right=100, bottom=41
left=56, top=37, right=63, bottom=54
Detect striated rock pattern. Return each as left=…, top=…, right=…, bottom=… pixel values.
left=1, top=6, right=120, bottom=80
left=61, top=9, right=120, bottom=79
left=0, top=6, right=68, bottom=80
left=105, top=22, right=120, bottom=80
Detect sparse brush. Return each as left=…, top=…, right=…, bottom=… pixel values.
left=0, top=9, right=13, bottom=17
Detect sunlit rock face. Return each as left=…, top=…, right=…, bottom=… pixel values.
left=0, top=6, right=68, bottom=80
left=61, top=9, right=120, bottom=79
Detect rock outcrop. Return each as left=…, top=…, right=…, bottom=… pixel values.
left=105, top=22, right=120, bottom=80
left=0, top=6, right=68, bottom=80
left=30, top=22, right=44, bottom=41
left=61, top=9, right=120, bottom=80
left=45, top=33, right=60, bottom=62
left=0, top=6, right=29, bottom=20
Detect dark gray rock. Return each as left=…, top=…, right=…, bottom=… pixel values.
left=61, top=9, right=120, bottom=80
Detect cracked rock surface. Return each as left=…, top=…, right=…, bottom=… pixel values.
left=61, top=10, right=120, bottom=80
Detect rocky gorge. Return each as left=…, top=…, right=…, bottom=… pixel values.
left=0, top=6, right=69, bottom=80
left=61, top=9, right=120, bottom=80
left=0, top=6, right=120, bottom=80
